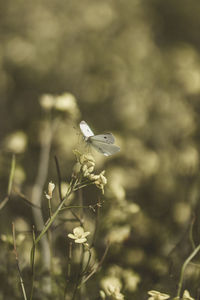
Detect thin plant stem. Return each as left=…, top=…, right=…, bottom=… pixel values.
left=73, top=182, right=95, bottom=191
left=13, top=187, right=41, bottom=209
left=54, top=155, right=63, bottom=203
left=78, top=189, right=84, bottom=224
left=80, top=242, right=110, bottom=286
left=189, top=214, right=196, bottom=250
left=81, top=248, right=92, bottom=276
left=8, top=154, right=16, bottom=195
left=64, top=242, right=73, bottom=298
left=30, top=178, right=80, bottom=266
left=32, top=185, right=73, bottom=249
left=30, top=226, right=36, bottom=300
left=72, top=244, right=84, bottom=300
left=70, top=209, right=84, bottom=226
left=0, top=154, right=16, bottom=210
left=90, top=197, right=101, bottom=248
left=176, top=243, right=200, bottom=298
left=60, top=205, right=91, bottom=211
left=31, top=120, right=56, bottom=294
left=47, top=197, right=52, bottom=218
left=68, top=242, right=73, bottom=279
left=12, top=222, right=27, bottom=300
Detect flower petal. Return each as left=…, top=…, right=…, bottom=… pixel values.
left=73, top=226, right=84, bottom=236
left=82, top=232, right=90, bottom=238
left=75, top=238, right=87, bottom=243
left=68, top=234, right=77, bottom=239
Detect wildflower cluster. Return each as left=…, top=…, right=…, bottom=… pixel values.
left=100, top=277, right=124, bottom=300
left=100, top=285, right=124, bottom=300
left=1, top=233, right=25, bottom=246
left=74, top=150, right=107, bottom=193
left=39, top=92, right=80, bottom=117
left=147, top=290, right=195, bottom=300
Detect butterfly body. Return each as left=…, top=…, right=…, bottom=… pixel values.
left=79, top=121, right=120, bottom=156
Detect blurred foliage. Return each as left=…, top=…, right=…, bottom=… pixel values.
left=0, top=0, right=200, bottom=299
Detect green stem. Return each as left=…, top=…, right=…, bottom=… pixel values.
left=35, top=189, right=72, bottom=246
left=30, top=227, right=36, bottom=300
left=60, top=205, right=91, bottom=211
left=8, top=154, right=16, bottom=195
left=30, top=178, right=80, bottom=265
left=80, top=248, right=92, bottom=277
left=47, top=197, right=52, bottom=218
left=72, top=244, right=84, bottom=300
left=73, top=182, right=95, bottom=191
left=64, top=242, right=73, bottom=297
left=12, top=222, right=27, bottom=300
left=177, top=243, right=200, bottom=298
left=189, top=215, right=196, bottom=250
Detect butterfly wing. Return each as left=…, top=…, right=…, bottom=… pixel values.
left=90, top=133, right=115, bottom=144
left=80, top=120, right=94, bottom=138
left=90, top=140, right=120, bottom=156
left=80, top=121, right=120, bottom=156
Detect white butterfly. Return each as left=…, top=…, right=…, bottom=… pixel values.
left=79, top=120, right=120, bottom=156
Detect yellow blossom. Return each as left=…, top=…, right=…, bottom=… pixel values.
left=148, top=290, right=170, bottom=300
left=182, top=290, right=195, bottom=300
left=39, top=94, right=54, bottom=110
left=4, top=131, right=27, bottom=153
left=101, top=277, right=124, bottom=300
left=68, top=226, right=90, bottom=244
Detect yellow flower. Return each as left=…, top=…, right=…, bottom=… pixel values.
left=73, top=150, right=107, bottom=193
left=40, top=93, right=80, bottom=117
left=101, top=277, right=124, bottom=300
left=79, top=153, right=95, bottom=166
left=182, top=290, right=195, bottom=300
left=39, top=94, right=54, bottom=110
left=74, top=151, right=96, bottom=177
left=68, top=226, right=90, bottom=244
left=99, top=290, right=106, bottom=299
left=92, top=171, right=107, bottom=194
left=106, top=285, right=124, bottom=300
left=54, top=93, right=79, bottom=116
left=148, top=290, right=170, bottom=300
left=82, top=164, right=95, bottom=177
left=1, top=233, right=25, bottom=246
left=4, top=131, right=27, bottom=153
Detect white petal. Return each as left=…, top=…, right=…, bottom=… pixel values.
left=75, top=238, right=87, bottom=243
left=68, top=234, right=77, bottom=239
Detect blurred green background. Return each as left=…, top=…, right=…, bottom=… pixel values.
left=1, top=0, right=200, bottom=299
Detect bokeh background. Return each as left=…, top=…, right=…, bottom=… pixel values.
left=1, top=0, right=200, bottom=299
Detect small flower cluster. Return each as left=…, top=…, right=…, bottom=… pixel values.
left=100, top=277, right=124, bottom=300
left=79, top=153, right=95, bottom=177
left=74, top=151, right=107, bottom=193
left=68, top=226, right=90, bottom=244
left=100, top=285, right=124, bottom=300
left=89, top=170, right=107, bottom=194
left=1, top=233, right=25, bottom=246
left=39, top=93, right=80, bottom=117
left=147, top=290, right=194, bottom=300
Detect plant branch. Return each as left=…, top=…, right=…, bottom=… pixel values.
left=12, top=222, right=27, bottom=300
left=177, top=243, right=200, bottom=298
